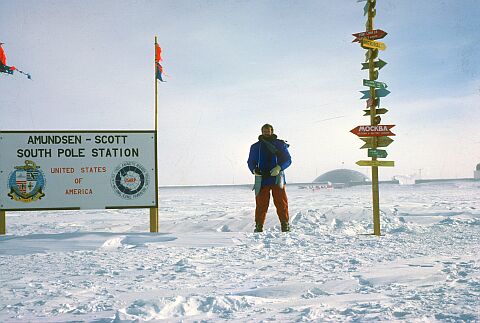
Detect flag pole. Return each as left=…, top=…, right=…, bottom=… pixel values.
left=154, top=36, right=159, bottom=133
left=150, top=36, right=159, bottom=232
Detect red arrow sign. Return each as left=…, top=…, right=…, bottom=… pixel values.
left=352, top=29, right=388, bottom=42
left=350, top=125, right=396, bottom=137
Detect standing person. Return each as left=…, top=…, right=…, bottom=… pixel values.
left=247, top=124, right=292, bottom=232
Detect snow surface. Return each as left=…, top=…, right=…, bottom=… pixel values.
left=0, top=182, right=479, bottom=322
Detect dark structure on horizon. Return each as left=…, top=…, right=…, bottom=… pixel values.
left=313, top=169, right=369, bottom=187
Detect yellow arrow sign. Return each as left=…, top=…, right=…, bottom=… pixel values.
left=356, top=160, right=395, bottom=167
left=360, top=136, right=394, bottom=149
left=361, top=38, right=386, bottom=51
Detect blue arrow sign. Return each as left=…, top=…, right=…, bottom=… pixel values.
left=360, top=88, right=391, bottom=99
left=376, top=88, right=390, bottom=98
left=360, top=90, right=371, bottom=99
left=364, top=2, right=369, bottom=15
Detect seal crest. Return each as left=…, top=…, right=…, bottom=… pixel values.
left=111, top=161, right=149, bottom=199
left=8, top=160, right=46, bottom=202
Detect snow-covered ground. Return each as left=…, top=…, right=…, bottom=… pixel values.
left=1, top=181, right=479, bottom=322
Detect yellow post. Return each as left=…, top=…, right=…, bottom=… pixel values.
left=367, top=0, right=381, bottom=236
left=150, top=35, right=160, bottom=233
left=0, top=210, right=5, bottom=235
left=371, top=166, right=381, bottom=235
left=150, top=207, right=158, bottom=232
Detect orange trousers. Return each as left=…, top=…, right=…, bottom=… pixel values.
left=255, top=185, right=289, bottom=225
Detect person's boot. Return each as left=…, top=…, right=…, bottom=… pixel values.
left=281, top=222, right=290, bottom=232
left=254, top=223, right=263, bottom=232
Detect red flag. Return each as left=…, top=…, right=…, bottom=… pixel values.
left=0, top=44, right=7, bottom=66
left=155, top=43, right=162, bottom=62
left=155, top=42, right=166, bottom=82
left=0, top=43, right=31, bottom=79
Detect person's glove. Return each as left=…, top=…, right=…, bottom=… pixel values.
left=270, top=165, right=281, bottom=176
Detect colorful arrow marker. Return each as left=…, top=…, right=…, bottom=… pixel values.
left=361, top=39, right=386, bottom=51
left=351, top=125, right=395, bottom=137
left=363, top=79, right=388, bottom=89
left=376, top=88, right=390, bottom=98
left=360, top=88, right=390, bottom=99
left=361, top=59, right=387, bottom=70
left=356, top=160, right=394, bottom=167
left=363, top=108, right=388, bottom=116
left=368, top=149, right=388, bottom=158
left=352, top=29, right=388, bottom=42
left=360, top=136, right=394, bottom=149
left=360, top=90, right=371, bottom=99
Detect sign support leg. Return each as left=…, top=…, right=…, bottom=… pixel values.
left=150, top=207, right=158, bottom=232
left=0, top=211, right=5, bottom=235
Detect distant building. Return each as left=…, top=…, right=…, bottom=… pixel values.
left=475, top=163, right=480, bottom=180
left=313, top=169, right=370, bottom=187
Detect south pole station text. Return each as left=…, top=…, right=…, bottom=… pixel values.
left=17, top=135, right=140, bottom=158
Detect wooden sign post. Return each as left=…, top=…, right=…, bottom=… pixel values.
left=352, top=0, right=394, bottom=236
left=0, top=210, right=5, bottom=234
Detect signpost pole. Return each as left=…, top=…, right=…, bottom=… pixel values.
left=0, top=211, right=5, bottom=235
left=150, top=36, right=159, bottom=233
left=366, top=0, right=381, bottom=236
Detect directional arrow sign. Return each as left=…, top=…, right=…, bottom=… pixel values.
left=352, top=29, right=388, bottom=42
left=360, top=88, right=390, bottom=99
left=375, top=88, right=390, bottom=98
left=351, top=125, right=395, bottom=137
left=363, top=108, right=388, bottom=116
left=356, top=160, right=394, bottom=167
left=361, top=38, right=386, bottom=51
left=360, top=136, right=394, bottom=149
left=360, top=90, right=371, bottom=99
left=368, top=149, right=388, bottom=158
left=363, top=79, right=388, bottom=89
left=363, top=2, right=369, bottom=15
left=362, top=59, right=388, bottom=70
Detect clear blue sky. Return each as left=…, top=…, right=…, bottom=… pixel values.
left=1, top=0, right=479, bottom=185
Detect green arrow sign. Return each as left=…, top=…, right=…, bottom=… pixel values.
left=363, top=108, right=388, bottom=116
left=363, top=79, right=388, bottom=89
left=361, top=59, right=387, bottom=70
left=368, top=149, right=388, bottom=158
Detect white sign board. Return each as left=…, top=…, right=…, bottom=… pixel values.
left=0, top=131, right=157, bottom=210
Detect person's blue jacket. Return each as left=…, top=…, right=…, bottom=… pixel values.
left=247, top=134, right=292, bottom=186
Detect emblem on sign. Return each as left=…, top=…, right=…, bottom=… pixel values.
left=111, top=161, right=149, bottom=199
left=7, top=160, right=46, bottom=202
